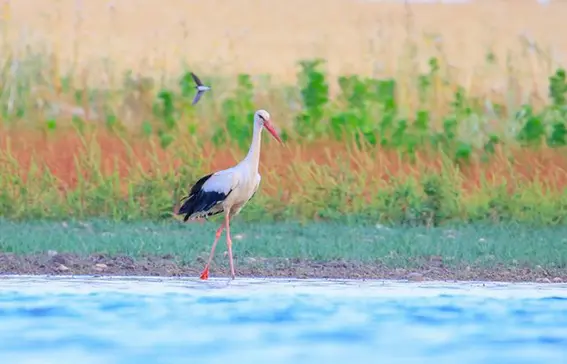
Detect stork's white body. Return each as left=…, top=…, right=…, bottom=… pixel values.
left=202, top=168, right=261, bottom=218
left=175, top=109, right=281, bottom=280
left=183, top=119, right=265, bottom=220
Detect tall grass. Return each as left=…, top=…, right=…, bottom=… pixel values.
left=0, top=2, right=566, bottom=226
left=1, top=52, right=566, bottom=225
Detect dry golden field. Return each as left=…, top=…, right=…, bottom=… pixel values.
left=3, top=0, right=566, bottom=94
left=2, top=0, right=567, bottom=223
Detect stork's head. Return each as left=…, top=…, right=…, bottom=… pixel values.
left=254, top=109, right=282, bottom=143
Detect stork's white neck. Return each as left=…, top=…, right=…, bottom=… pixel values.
left=242, top=122, right=263, bottom=173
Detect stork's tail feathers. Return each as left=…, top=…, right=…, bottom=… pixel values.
left=177, top=195, right=196, bottom=221
left=174, top=173, right=213, bottom=221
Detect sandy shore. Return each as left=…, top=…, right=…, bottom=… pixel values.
left=1, top=252, right=565, bottom=283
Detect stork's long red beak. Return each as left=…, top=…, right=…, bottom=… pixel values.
left=264, top=120, right=283, bottom=143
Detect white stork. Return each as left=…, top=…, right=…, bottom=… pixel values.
left=175, top=109, right=282, bottom=280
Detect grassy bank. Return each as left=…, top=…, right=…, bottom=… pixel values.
left=1, top=1, right=566, bottom=225
left=1, top=56, right=567, bottom=225
left=1, top=219, right=567, bottom=270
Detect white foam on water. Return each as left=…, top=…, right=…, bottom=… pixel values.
left=1, top=275, right=566, bottom=299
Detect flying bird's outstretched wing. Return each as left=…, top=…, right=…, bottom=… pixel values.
left=192, top=90, right=204, bottom=105
left=191, top=72, right=203, bottom=87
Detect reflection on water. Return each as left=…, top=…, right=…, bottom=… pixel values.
left=1, top=276, right=567, bottom=364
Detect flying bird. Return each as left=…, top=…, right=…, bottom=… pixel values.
left=175, top=109, right=282, bottom=280
left=190, top=72, right=211, bottom=105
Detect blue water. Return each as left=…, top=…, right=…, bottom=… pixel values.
left=1, top=276, right=567, bottom=363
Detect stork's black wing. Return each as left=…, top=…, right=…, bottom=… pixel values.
left=176, top=173, right=233, bottom=221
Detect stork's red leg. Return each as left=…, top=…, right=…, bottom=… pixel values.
left=199, top=224, right=225, bottom=280
left=225, top=213, right=236, bottom=279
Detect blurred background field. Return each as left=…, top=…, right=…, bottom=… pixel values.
left=1, top=0, right=567, bottom=226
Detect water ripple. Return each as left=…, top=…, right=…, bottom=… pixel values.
left=1, top=275, right=567, bottom=363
